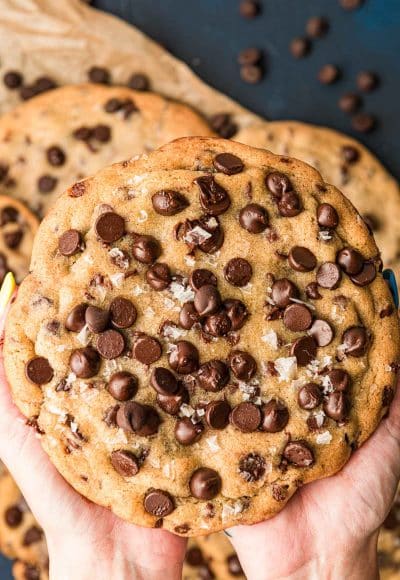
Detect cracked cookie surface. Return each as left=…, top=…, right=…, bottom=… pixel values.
left=4, top=137, right=399, bottom=535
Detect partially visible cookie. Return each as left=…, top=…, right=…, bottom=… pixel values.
left=0, top=84, right=214, bottom=218
left=5, top=137, right=399, bottom=535
left=12, top=560, right=48, bottom=580
left=184, top=533, right=245, bottom=579
left=235, top=121, right=400, bottom=275
left=0, top=466, right=48, bottom=572
left=378, top=491, right=400, bottom=580
left=0, top=195, right=38, bottom=284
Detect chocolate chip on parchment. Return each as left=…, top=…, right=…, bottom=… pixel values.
left=357, top=71, right=379, bottom=92
left=231, top=402, right=261, bottom=432
left=318, top=64, right=340, bottom=84
left=108, top=371, right=138, bottom=401
left=290, top=37, right=311, bottom=59
left=261, top=400, right=289, bottom=432
left=196, top=360, right=230, bottom=392
left=189, top=468, right=222, bottom=500
left=240, top=64, right=263, bottom=84
left=352, top=112, right=376, bottom=133
left=133, top=335, right=162, bottom=365
left=152, top=190, right=189, bottom=216
left=239, top=0, right=260, bottom=18
left=306, top=16, right=329, bottom=38
left=144, top=489, right=175, bottom=516
left=70, top=347, right=100, bottom=378
left=339, top=0, right=364, bottom=9
left=339, top=93, right=362, bottom=114
left=111, top=450, right=139, bottom=477
left=58, top=229, right=83, bottom=256
left=224, top=257, right=252, bottom=287
left=25, top=357, right=54, bottom=384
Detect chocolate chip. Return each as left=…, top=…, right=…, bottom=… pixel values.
left=189, top=269, right=217, bottom=291
left=231, top=402, right=261, bottom=432
left=117, top=401, right=160, bottom=436
left=213, top=153, right=244, bottom=175
left=93, top=124, right=111, bottom=142
left=380, top=305, right=394, bottom=319
left=317, top=262, right=342, bottom=289
left=283, top=441, right=314, bottom=467
left=157, top=385, right=188, bottom=415
left=318, top=64, right=340, bottom=84
left=179, top=302, right=200, bottom=330
left=144, top=489, right=175, bottom=516
left=324, top=391, right=349, bottom=422
left=145, top=263, right=171, bottom=291
left=97, top=329, right=125, bottom=359
left=224, top=257, right=252, bottom=287
left=152, top=190, right=189, bottom=216
left=317, top=204, right=339, bottom=229
left=283, top=303, right=313, bottom=332
left=0, top=206, right=18, bottom=225
left=108, top=371, right=138, bottom=401
left=203, top=310, right=232, bottom=337
left=290, top=37, right=311, bottom=58
left=261, top=400, right=289, bottom=432
left=175, top=418, right=204, bottom=445
left=132, top=234, right=161, bottom=263
left=210, top=113, right=238, bottom=138
left=3, top=70, right=23, bottom=89
left=23, top=526, right=43, bottom=546
left=196, top=360, right=230, bottom=392
left=352, top=112, right=376, bottom=133
left=278, top=191, right=302, bottom=217
left=305, top=282, right=322, bottom=300
left=169, top=340, right=199, bottom=374
left=73, top=126, right=92, bottom=141
left=357, top=71, right=379, bottom=92
left=5, top=505, right=23, bottom=527
left=227, top=554, right=244, bottom=576
left=205, top=400, right=231, bottom=429
left=229, top=350, right=257, bottom=381
left=25, top=357, right=54, bottom=384
left=186, top=546, right=205, bottom=566
left=239, top=203, right=268, bottom=233
left=298, top=383, right=322, bottom=410
left=111, top=450, right=139, bottom=476
left=38, top=174, right=57, bottom=193
left=151, top=367, right=179, bottom=395
left=70, top=347, right=100, bottom=378
left=265, top=172, right=293, bottom=197
left=88, top=66, right=110, bottom=84
left=85, top=306, right=110, bottom=333
left=239, top=0, right=260, bottom=18
left=223, top=299, right=249, bottom=331
left=128, top=73, right=150, bottom=91
left=4, top=229, right=23, bottom=249
left=240, top=64, right=263, bottom=84
left=271, top=278, right=299, bottom=307
left=336, top=247, right=363, bottom=275
left=58, top=229, right=82, bottom=256
left=194, top=175, right=231, bottom=216
left=110, top=297, right=137, bottom=329
left=339, top=92, right=362, bottom=113
left=133, top=335, right=162, bottom=365
left=325, top=368, right=350, bottom=391
left=181, top=215, right=224, bottom=254
left=307, top=413, right=327, bottom=432
left=189, top=467, right=222, bottom=499
left=341, top=145, right=360, bottom=164
left=194, top=284, right=221, bottom=316
left=306, top=16, right=329, bottom=37
left=46, top=145, right=66, bottom=166
left=238, top=453, right=265, bottom=482
left=70, top=181, right=86, bottom=197
left=339, top=0, right=364, bottom=9
left=288, top=246, right=317, bottom=272
left=290, top=336, right=318, bottom=366
left=350, top=261, right=376, bottom=286
left=342, top=326, right=368, bottom=357
left=309, top=319, right=334, bottom=347
left=95, top=212, right=125, bottom=243
left=65, top=303, right=88, bottom=332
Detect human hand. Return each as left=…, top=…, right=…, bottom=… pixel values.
left=228, top=378, right=400, bottom=579
left=0, top=274, right=187, bottom=580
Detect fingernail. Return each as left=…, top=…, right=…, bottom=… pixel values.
left=0, top=272, right=16, bottom=314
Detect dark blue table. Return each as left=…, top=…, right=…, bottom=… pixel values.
left=0, top=0, right=398, bottom=576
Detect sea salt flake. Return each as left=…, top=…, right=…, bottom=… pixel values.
left=137, top=210, right=148, bottom=223
left=184, top=255, right=196, bottom=267
left=179, top=404, right=195, bottom=418
left=169, top=280, right=195, bottom=304
left=184, top=226, right=212, bottom=245
left=132, top=285, right=144, bottom=296
left=314, top=410, right=326, bottom=428
left=316, top=431, right=332, bottom=445
left=144, top=307, right=155, bottom=318
left=110, top=273, right=125, bottom=288
left=163, top=297, right=176, bottom=309
left=319, top=230, right=333, bottom=242
left=77, top=324, right=92, bottom=346
left=206, top=436, right=220, bottom=452
left=162, top=325, right=186, bottom=340
left=261, top=329, right=279, bottom=350
left=290, top=297, right=316, bottom=310
left=274, top=357, right=297, bottom=382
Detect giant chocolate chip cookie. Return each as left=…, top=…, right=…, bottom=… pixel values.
left=0, top=83, right=214, bottom=218
left=4, top=137, right=399, bottom=535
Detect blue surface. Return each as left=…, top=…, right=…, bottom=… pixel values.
left=0, top=1, right=398, bottom=576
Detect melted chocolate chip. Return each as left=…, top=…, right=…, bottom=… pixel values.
left=169, top=341, right=199, bottom=374
left=288, top=246, right=317, bottom=272
left=229, top=350, right=257, bottom=381
left=58, top=229, right=83, bottom=256
left=181, top=215, right=224, bottom=254
left=342, top=326, right=368, bottom=357
left=324, top=391, right=350, bottom=422
left=337, top=247, right=364, bottom=275
left=196, top=360, right=230, bottom=392
left=261, top=400, right=289, bottom=432
left=195, top=175, right=231, bottom=215
left=179, top=302, right=200, bottom=330
left=265, top=172, right=293, bottom=197
left=283, top=441, right=314, bottom=467
left=175, top=418, right=204, bottom=445
left=108, top=371, right=138, bottom=401
left=223, top=299, right=249, bottom=330
left=117, top=401, right=160, bottom=436
left=70, top=347, right=100, bottom=378
left=189, top=269, right=217, bottom=291
left=189, top=468, right=222, bottom=499
left=290, top=336, right=318, bottom=366
left=298, top=383, right=322, bottom=410
left=152, top=190, right=189, bottom=216
left=317, top=204, right=339, bottom=229
left=309, top=319, right=334, bottom=347
left=151, top=367, right=179, bottom=395
left=156, top=384, right=188, bottom=415
left=239, top=203, right=268, bottom=233
left=271, top=278, right=299, bottom=307
left=111, top=450, right=139, bottom=476
left=324, top=369, right=350, bottom=391
left=146, top=263, right=171, bottom=290
left=350, top=262, right=376, bottom=286
left=85, top=305, right=110, bottom=333
left=132, top=234, right=161, bottom=264
left=194, top=284, right=221, bottom=316
left=203, top=310, right=232, bottom=337
left=238, top=453, right=266, bottom=482
left=224, top=257, right=252, bottom=287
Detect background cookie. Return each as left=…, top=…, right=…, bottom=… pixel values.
left=0, top=196, right=38, bottom=284
left=0, top=84, right=215, bottom=218
left=5, top=137, right=399, bottom=536
left=235, top=121, right=400, bottom=276
left=0, top=466, right=48, bottom=573
left=184, top=533, right=245, bottom=579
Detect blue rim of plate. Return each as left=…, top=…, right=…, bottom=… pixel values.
left=383, top=269, right=399, bottom=308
